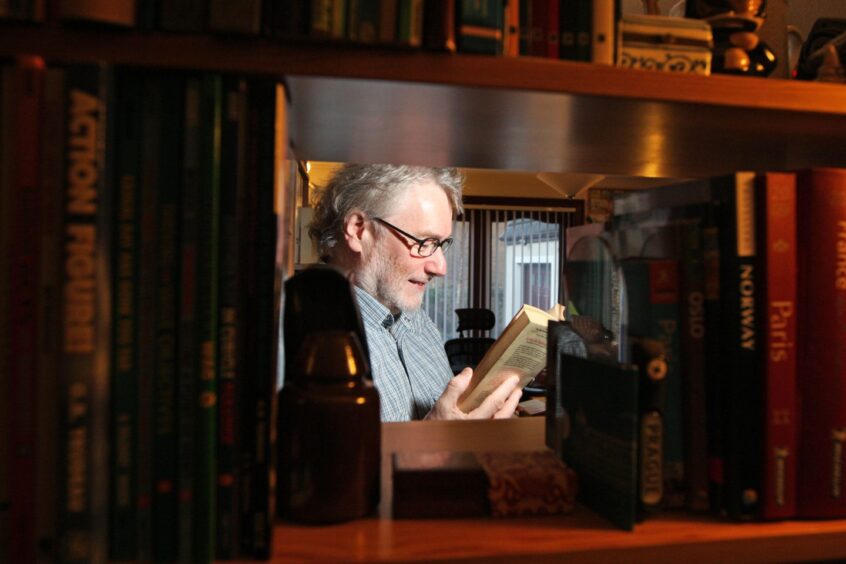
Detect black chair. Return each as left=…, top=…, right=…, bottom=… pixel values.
left=443, top=308, right=496, bottom=375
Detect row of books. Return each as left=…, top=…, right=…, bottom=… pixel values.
left=0, top=57, right=285, bottom=562
left=562, top=167, right=846, bottom=524
left=1, top=0, right=617, bottom=63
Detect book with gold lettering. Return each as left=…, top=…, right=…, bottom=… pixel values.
left=756, top=171, right=798, bottom=520
left=457, top=303, right=565, bottom=413
left=57, top=62, right=114, bottom=564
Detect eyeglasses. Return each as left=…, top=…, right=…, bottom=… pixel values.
left=373, top=217, right=453, bottom=257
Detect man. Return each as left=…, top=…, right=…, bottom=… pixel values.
left=308, top=163, right=521, bottom=421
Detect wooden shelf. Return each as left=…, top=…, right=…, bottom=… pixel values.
left=273, top=418, right=846, bottom=563
left=3, top=26, right=846, bottom=178
left=273, top=507, right=846, bottom=563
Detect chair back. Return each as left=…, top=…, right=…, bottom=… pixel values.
left=444, top=308, right=496, bottom=374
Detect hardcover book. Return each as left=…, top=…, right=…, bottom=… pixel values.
left=58, top=62, right=114, bottom=564
left=457, top=0, right=504, bottom=55
left=796, top=168, right=846, bottom=518
left=756, top=171, right=798, bottom=520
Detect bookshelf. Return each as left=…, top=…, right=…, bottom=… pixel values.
left=3, top=25, right=846, bottom=563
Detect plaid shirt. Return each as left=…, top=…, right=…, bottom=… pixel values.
left=354, top=287, right=453, bottom=421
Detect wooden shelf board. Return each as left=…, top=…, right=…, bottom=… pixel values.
left=272, top=509, right=846, bottom=563
left=3, top=26, right=846, bottom=116
left=3, top=27, right=846, bottom=177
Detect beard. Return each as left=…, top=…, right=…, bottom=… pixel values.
left=357, top=243, right=427, bottom=314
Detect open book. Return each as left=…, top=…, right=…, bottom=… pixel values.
left=456, top=304, right=566, bottom=413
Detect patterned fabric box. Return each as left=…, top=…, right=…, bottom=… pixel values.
left=617, top=14, right=713, bottom=76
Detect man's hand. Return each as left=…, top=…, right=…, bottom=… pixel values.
left=424, top=368, right=522, bottom=420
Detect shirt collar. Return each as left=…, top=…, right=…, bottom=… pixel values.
left=353, top=286, right=424, bottom=334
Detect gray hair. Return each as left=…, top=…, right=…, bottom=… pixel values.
left=308, top=163, right=464, bottom=260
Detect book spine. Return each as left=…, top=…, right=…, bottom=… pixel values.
left=57, top=61, right=113, bottom=564
left=310, top=0, right=347, bottom=39
left=520, top=0, right=541, bottom=57
left=238, top=78, right=264, bottom=556
left=135, top=70, right=159, bottom=563
left=6, top=54, right=45, bottom=564
left=245, top=80, right=282, bottom=558
left=151, top=73, right=183, bottom=561
left=208, top=0, right=262, bottom=35
left=396, top=0, right=423, bottom=47
left=36, top=65, right=66, bottom=562
left=678, top=221, right=710, bottom=511
left=544, top=0, right=560, bottom=59
left=654, top=259, right=683, bottom=509
left=0, top=61, right=12, bottom=564
left=701, top=215, right=725, bottom=515
left=378, top=0, right=398, bottom=43
left=193, top=73, right=222, bottom=563
left=717, top=171, right=763, bottom=520
left=216, top=76, right=247, bottom=560
left=177, top=75, right=202, bottom=563
left=624, top=258, right=683, bottom=509
left=348, top=0, right=380, bottom=43
left=592, top=0, right=615, bottom=64
left=502, top=0, right=519, bottom=56
left=757, top=171, right=798, bottom=520
left=457, top=0, right=504, bottom=55
left=559, top=0, right=578, bottom=60
left=575, top=0, right=591, bottom=62
left=796, top=168, right=846, bottom=518
left=423, top=0, right=456, bottom=52
left=109, top=69, right=142, bottom=562
left=630, top=336, right=668, bottom=516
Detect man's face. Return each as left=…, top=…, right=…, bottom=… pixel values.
left=358, top=179, right=453, bottom=313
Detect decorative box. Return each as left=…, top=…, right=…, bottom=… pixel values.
left=392, top=449, right=577, bottom=519
left=616, top=14, right=713, bottom=76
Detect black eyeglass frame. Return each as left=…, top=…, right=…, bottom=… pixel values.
left=373, top=217, right=453, bottom=257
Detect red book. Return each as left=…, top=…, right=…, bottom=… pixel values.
left=520, top=0, right=559, bottom=58
left=796, top=168, right=846, bottom=518
left=5, top=55, right=45, bottom=564
left=756, top=171, right=798, bottom=520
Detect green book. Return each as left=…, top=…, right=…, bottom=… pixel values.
left=109, top=69, right=142, bottom=562
left=193, top=72, right=222, bottom=563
